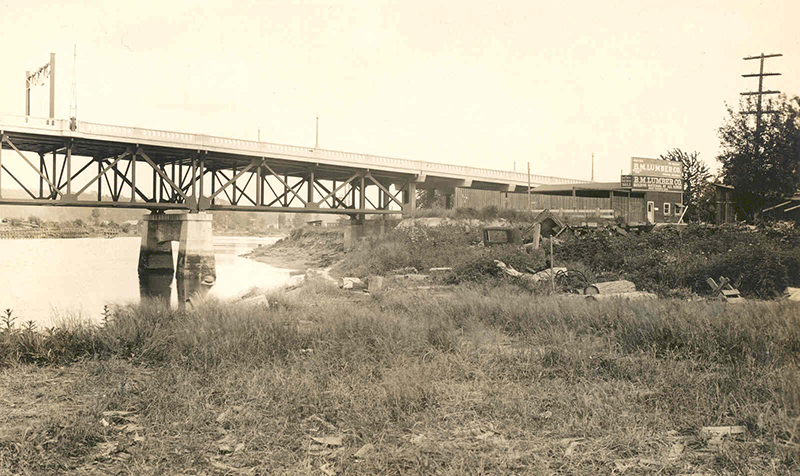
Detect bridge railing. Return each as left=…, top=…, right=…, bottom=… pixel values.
left=1, top=115, right=584, bottom=186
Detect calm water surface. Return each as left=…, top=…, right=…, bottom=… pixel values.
left=0, top=236, right=290, bottom=327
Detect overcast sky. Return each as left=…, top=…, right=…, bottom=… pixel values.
left=1, top=0, right=798, bottom=182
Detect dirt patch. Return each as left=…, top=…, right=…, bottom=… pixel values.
left=244, top=228, right=345, bottom=270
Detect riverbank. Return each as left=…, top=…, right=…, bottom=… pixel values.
left=244, top=228, right=345, bottom=271
left=1, top=287, right=798, bottom=474
left=0, top=227, right=138, bottom=240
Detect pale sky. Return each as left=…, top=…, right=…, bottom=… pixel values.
left=1, top=0, right=798, bottom=182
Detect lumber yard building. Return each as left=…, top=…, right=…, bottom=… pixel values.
left=447, top=157, right=685, bottom=227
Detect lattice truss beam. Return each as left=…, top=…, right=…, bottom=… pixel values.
left=0, top=134, right=414, bottom=215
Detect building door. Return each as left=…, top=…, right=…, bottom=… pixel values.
left=647, top=201, right=655, bottom=223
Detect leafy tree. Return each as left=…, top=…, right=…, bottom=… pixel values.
left=658, top=149, right=711, bottom=221
left=717, top=95, right=800, bottom=221
left=90, top=208, right=103, bottom=225
left=416, top=189, right=440, bottom=209
left=691, top=180, right=717, bottom=223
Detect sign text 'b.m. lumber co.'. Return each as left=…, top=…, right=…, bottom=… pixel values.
left=631, top=157, right=682, bottom=179
left=623, top=157, right=684, bottom=191
left=621, top=174, right=682, bottom=191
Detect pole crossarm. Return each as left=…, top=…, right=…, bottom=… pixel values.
left=743, top=53, right=783, bottom=60
left=741, top=90, right=780, bottom=96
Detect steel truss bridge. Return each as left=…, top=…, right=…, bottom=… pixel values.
left=0, top=115, right=582, bottom=216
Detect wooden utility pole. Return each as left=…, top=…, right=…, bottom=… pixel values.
left=740, top=53, right=782, bottom=156
left=527, top=161, right=531, bottom=211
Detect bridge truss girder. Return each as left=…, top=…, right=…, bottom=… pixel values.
left=0, top=133, right=414, bottom=216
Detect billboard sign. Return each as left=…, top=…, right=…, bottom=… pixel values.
left=622, top=175, right=682, bottom=191
left=625, top=157, right=684, bottom=192
left=631, top=157, right=682, bottom=179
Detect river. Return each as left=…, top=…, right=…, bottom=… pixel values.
left=0, top=236, right=292, bottom=327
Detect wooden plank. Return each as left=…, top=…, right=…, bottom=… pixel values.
left=584, top=280, right=637, bottom=295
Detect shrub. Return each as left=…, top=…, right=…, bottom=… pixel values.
left=556, top=224, right=800, bottom=297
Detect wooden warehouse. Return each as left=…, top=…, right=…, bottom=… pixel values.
left=452, top=182, right=684, bottom=226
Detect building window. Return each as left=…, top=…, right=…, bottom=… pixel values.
left=663, top=202, right=671, bottom=215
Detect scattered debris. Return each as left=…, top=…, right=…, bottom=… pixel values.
left=784, top=287, right=800, bottom=301
left=584, top=279, right=636, bottom=295
left=586, top=291, right=657, bottom=301
left=368, top=276, right=384, bottom=292
left=495, top=260, right=567, bottom=283
left=217, top=433, right=238, bottom=454
left=706, top=276, right=745, bottom=303
left=311, top=435, right=343, bottom=447
left=482, top=226, right=522, bottom=247
left=353, top=443, right=375, bottom=459
left=320, top=462, right=337, bottom=476
left=428, top=267, right=452, bottom=276
left=339, top=277, right=367, bottom=291
left=701, top=425, right=746, bottom=446
left=564, top=440, right=582, bottom=457
left=530, top=267, right=568, bottom=283
left=701, top=425, right=746, bottom=437
left=392, top=273, right=428, bottom=282
left=668, top=442, right=685, bottom=460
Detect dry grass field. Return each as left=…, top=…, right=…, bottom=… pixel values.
left=1, top=281, right=798, bottom=475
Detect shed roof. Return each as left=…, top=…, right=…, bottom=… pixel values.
left=531, top=182, right=629, bottom=193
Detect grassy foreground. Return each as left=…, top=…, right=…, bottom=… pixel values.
left=1, top=283, right=799, bottom=474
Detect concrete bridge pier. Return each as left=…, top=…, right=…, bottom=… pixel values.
left=138, top=212, right=216, bottom=304
left=343, top=213, right=366, bottom=250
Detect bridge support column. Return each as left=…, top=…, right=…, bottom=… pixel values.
left=138, top=212, right=216, bottom=304
left=438, top=188, right=455, bottom=209
left=343, top=214, right=365, bottom=250
left=138, top=213, right=178, bottom=301
left=402, top=182, right=417, bottom=215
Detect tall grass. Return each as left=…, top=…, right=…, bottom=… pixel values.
left=2, top=287, right=798, bottom=473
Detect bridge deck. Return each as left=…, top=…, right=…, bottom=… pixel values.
left=0, top=115, right=584, bottom=214
left=1, top=115, right=581, bottom=189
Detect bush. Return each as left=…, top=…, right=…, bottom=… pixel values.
left=336, top=223, right=484, bottom=277
left=556, top=224, right=800, bottom=297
